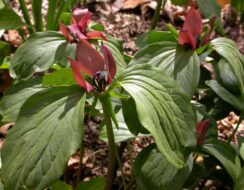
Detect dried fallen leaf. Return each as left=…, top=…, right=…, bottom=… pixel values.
left=123, top=0, right=150, bottom=9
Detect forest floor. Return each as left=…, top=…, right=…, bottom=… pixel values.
left=0, top=0, right=244, bottom=189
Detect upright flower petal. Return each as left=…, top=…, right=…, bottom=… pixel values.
left=76, top=40, right=104, bottom=76
left=78, top=12, right=92, bottom=34
left=72, top=8, right=89, bottom=24
left=60, top=23, right=74, bottom=42
left=68, top=24, right=87, bottom=40
left=196, top=120, right=209, bottom=145
left=101, top=44, right=116, bottom=84
left=68, top=57, right=94, bottom=92
left=178, top=30, right=197, bottom=50
left=183, top=5, right=203, bottom=37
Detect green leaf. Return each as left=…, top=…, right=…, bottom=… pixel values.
left=218, top=58, right=240, bottom=94
left=0, top=8, right=25, bottom=29
left=104, top=41, right=127, bottom=76
left=10, top=31, right=66, bottom=80
left=1, top=86, right=86, bottom=190
left=235, top=167, right=244, bottom=190
left=136, top=30, right=176, bottom=49
left=0, top=40, right=10, bottom=65
left=121, top=97, right=144, bottom=135
left=206, top=80, right=244, bottom=111
left=100, top=108, right=139, bottom=143
left=113, top=64, right=197, bottom=168
left=59, top=12, right=71, bottom=26
left=171, top=0, right=188, bottom=5
left=49, top=180, right=72, bottom=190
left=202, top=139, right=241, bottom=181
left=130, top=42, right=200, bottom=97
left=0, top=77, right=43, bottom=122
left=77, top=177, right=105, bottom=190
left=42, top=68, right=76, bottom=87
left=134, top=144, right=193, bottom=190
left=196, top=0, right=224, bottom=34
left=54, top=42, right=76, bottom=67
left=237, top=135, right=244, bottom=161
left=209, top=38, right=244, bottom=97
left=90, top=22, right=105, bottom=32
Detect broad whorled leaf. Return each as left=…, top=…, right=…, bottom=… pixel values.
left=0, top=77, right=43, bottom=122
left=206, top=80, right=244, bottom=111
left=209, top=38, right=244, bottom=97
left=202, top=139, right=241, bottom=182
left=10, top=32, right=67, bottom=80
left=0, top=8, right=25, bottom=29
left=129, top=42, right=200, bottom=98
left=1, top=86, right=86, bottom=190
left=111, top=64, right=197, bottom=168
left=235, top=168, right=244, bottom=190
left=134, top=144, right=193, bottom=190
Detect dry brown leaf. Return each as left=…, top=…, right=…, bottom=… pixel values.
left=216, top=0, right=231, bottom=7
left=123, top=0, right=150, bottom=9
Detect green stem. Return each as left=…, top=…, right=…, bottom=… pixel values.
left=46, top=0, right=59, bottom=30
left=228, top=112, right=244, bottom=143
left=32, top=0, right=43, bottom=31
left=76, top=140, right=84, bottom=185
left=18, top=0, right=34, bottom=33
left=53, top=1, right=66, bottom=30
left=115, top=145, right=127, bottom=190
left=150, top=0, right=166, bottom=30
left=88, top=95, right=98, bottom=120
left=100, top=93, right=116, bottom=190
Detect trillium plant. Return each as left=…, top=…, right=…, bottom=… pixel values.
left=0, top=2, right=244, bottom=190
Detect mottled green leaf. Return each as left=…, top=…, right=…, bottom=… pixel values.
left=0, top=77, right=43, bottom=122
left=112, top=64, right=196, bottom=168
left=206, top=80, right=244, bottom=110
left=134, top=144, right=193, bottom=190
left=202, top=139, right=241, bottom=181
left=130, top=42, right=200, bottom=97
left=1, top=86, right=86, bottom=190
left=0, top=8, right=25, bottom=29
left=209, top=38, right=244, bottom=97
left=10, top=32, right=66, bottom=80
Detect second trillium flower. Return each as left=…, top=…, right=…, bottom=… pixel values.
left=178, top=5, right=203, bottom=50
left=68, top=39, right=116, bottom=92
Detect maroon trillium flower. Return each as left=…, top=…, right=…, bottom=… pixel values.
left=68, top=39, right=116, bottom=92
left=196, top=120, right=209, bottom=145
left=178, top=5, right=203, bottom=50
left=60, top=8, right=107, bottom=42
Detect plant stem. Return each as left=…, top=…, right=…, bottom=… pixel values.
left=32, top=0, right=43, bottom=31
left=115, top=143, right=127, bottom=190
left=100, top=93, right=116, bottom=190
left=18, top=0, right=34, bottom=33
left=46, top=0, right=58, bottom=30
left=228, top=112, right=244, bottom=143
left=88, top=95, right=98, bottom=120
left=150, top=0, right=166, bottom=30
left=76, top=140, right=84, bottom=185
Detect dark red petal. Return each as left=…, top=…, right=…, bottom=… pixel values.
left=59, top=23, right=73, bottom=42
left=68, top=57, right=94, bottom=92
left=178, top=30, right=196, bottom=50
left=196, top=120, right=209, bottom=145
left=76, top=40, right=104, bottom=76
left=78, top=12, right=92, bottom=34
left=87, top=31, right=107, bottom=41
left=183, top=5, right=203, bottom=36
left=68, top=24, right=87, bottom=40
left=72, top=8, right=89, bottom=24
left=101, top=44, right=116, bottom=84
